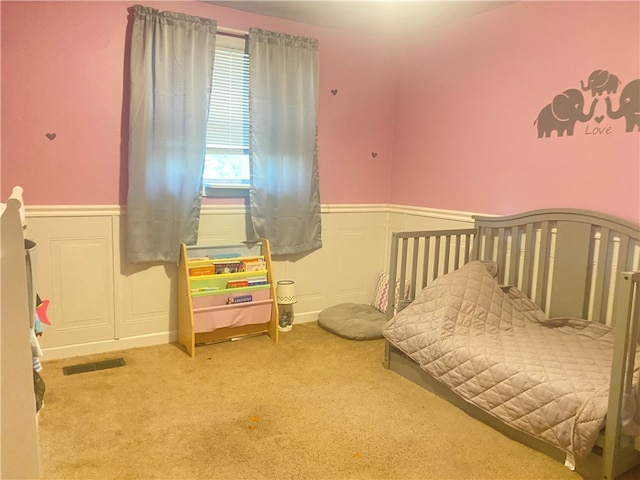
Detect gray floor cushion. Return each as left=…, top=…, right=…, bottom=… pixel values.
left=317, top=303, right=387, bottom=340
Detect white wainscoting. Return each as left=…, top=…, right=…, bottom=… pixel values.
left=25, top=213, right=116, bottom=351
left=25, top=204, right=474, bottom=360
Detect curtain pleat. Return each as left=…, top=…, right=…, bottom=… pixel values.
left=126, top=5, right=217, bottom=263
left=248, top=28, right=322, bottom=256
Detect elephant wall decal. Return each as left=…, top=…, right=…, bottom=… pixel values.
left=534, top=89, right=598, bottom=138
left=605, top=78, right=640, bottom=132
left=581, top=69, right=621, bottom=97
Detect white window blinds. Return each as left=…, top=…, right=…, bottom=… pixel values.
left=207, top=37, right=249, bottom=152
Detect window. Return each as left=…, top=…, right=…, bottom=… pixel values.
left=204, top=34, right=250, bottom=189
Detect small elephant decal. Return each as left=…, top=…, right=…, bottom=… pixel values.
left=605, top=78, right=640, bottom=133
left=535, top=89, right=598, bottom=138
left=581, top=69, right=621, bottom=97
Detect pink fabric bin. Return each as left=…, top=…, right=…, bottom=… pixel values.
left=192, top=288, right=272, bottom=332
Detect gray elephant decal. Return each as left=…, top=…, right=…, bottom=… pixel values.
left=605, top=78, right=640, bottom=132
left=581, top=69, right=621, bottom=96
left=535, top=89, right=598, bottom=138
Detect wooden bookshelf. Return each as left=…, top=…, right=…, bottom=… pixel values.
left=177, top=239, right=278, bottom=357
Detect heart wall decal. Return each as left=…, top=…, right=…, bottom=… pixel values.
left=46, top=133, right=57, bottom=140
left=371, top=152, right=378, bottom=158
left=331, top=89, right=338, bottom=96
left=595, top=116, right=604, bottom=124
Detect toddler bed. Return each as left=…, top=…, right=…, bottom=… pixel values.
left=382, top=209, right=640, bottom=480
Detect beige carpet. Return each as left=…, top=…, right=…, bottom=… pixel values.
left=38, top=323, right=637, bottom=480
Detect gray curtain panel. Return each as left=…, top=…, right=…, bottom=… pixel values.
left=126, top=5, right=217, bottom=263
left=248, top=28, right=322, bottom=256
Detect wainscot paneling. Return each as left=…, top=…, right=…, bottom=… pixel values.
left=113, top=214, right=177, bottom=340
left=25, top=204, right=476, bottom=360
left=279, top=205, right=389, bottom=320
left=23, top=212, right=116, bottom=353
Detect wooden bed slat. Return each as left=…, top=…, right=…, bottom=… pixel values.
left=421, top=237, right=430, bottom=292
left=521, top=223, right=535, bottom=297
left=469, top=232, right=477, bottom=264
left=444, top=235, right=452, bottom=274
left=400, top=237, right=409, bottom=303
left=618, top=236, right=631, bottom=277
left=433, top=236, right=441, bottom=281
left=495, top=227, right=506, bottom=284
left=410, top=238, right=419, bottom=299
left=591, top=228, right=611, bottom=324
left=509, top=225, right=520, bottom=286
left=482, top=227, right=493, bottom=261
left=454, top=234, right=462, bottom=268
left=534, top=221, right=551, bottom=309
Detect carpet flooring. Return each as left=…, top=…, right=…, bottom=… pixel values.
left=37, top=323, right=637, bottom=479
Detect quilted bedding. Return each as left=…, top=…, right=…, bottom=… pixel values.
left=382, top=260, right=640, bottom=465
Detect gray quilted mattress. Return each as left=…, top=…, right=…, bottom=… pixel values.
left=382, top=260, right=640, bottom=465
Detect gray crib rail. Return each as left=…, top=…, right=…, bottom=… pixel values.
left=385, top=228, right=476, bottom=319
left=384, top=209, right=640, bottom=479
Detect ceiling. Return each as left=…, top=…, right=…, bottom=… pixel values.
left=207, top=1, right=516, bottom=39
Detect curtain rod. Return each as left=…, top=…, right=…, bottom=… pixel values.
left=218, top=26, right=248, bottom=37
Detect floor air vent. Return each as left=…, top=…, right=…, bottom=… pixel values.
left=63, top=358, right=126, bottom=376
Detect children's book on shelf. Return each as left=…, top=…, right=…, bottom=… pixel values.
left=243, top=258, right=266, bottom=272
left=227, top=294, right=253, bottom=304
left=208, top=253, right=241, bottom=260
left=189, top=265, right=215, bottom=276
left=190, top=287, right=220, bottom=295
left=247, top=276, right=268, bottom=286
left=214, top=261, right=242, bottom=274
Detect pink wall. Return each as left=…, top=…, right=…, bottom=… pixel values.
left=1, top=1, right=396, bottom=206
left=3, top=1, right=639, bottom=224
left=391, top=1, right=640, bottom=223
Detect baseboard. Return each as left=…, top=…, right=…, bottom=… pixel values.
left=41, top=316, right=324, bottom=361
left=42, top=331, right=178, bottom=361
left=291, top=310, right=320, bottom=325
